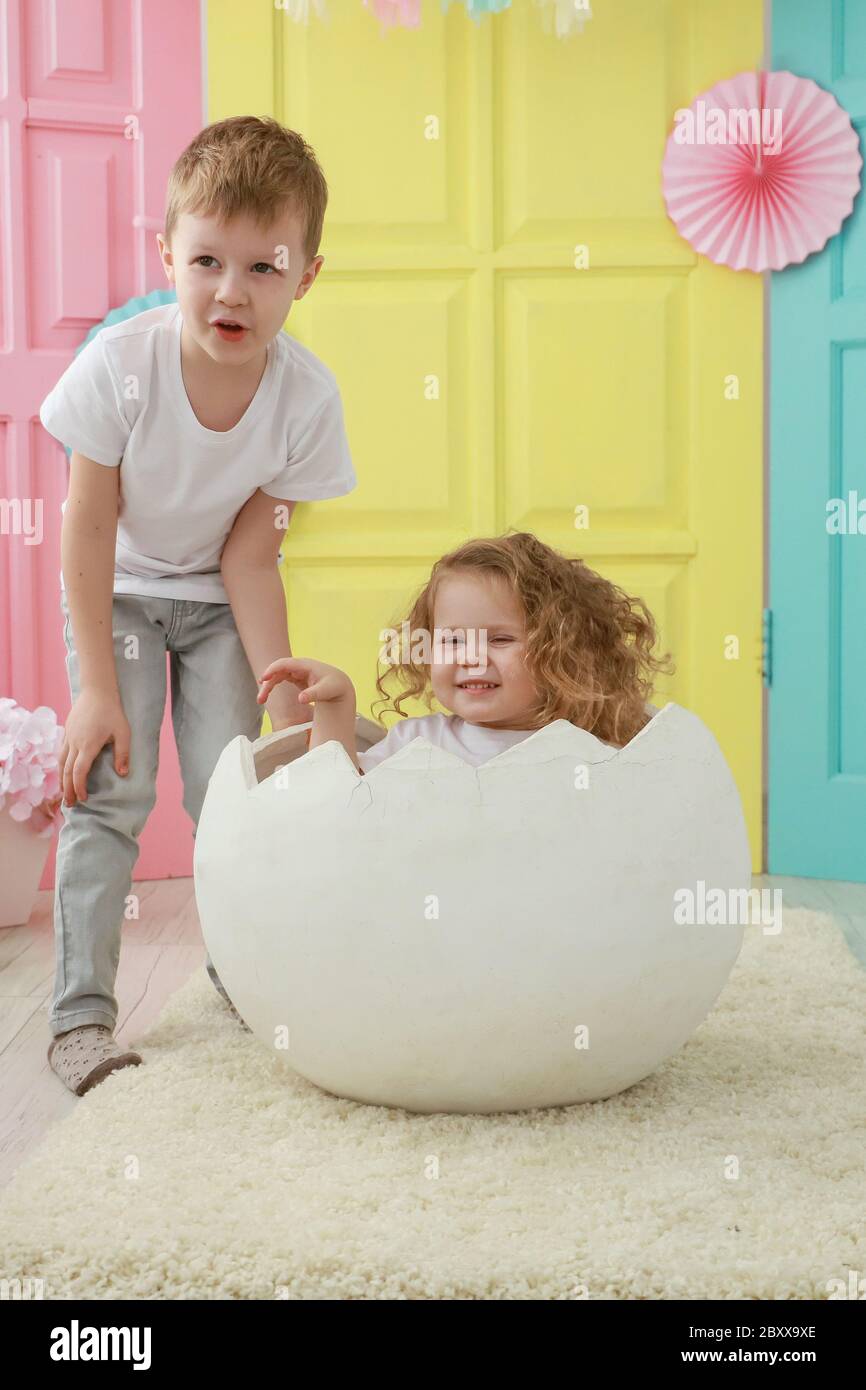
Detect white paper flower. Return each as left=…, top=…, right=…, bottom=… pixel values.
left=0, top=699, right=63, bottom=833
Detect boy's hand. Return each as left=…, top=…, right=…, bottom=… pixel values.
left=256, top=657, right=354, bottom=709
left=59, top=689, right=131, bottom=807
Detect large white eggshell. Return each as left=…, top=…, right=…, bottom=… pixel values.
left=194, top=704, right=750, bottom=1113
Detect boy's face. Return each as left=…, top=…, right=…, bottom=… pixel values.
left=430, top=572, right=540, bottom=730
left=157, top=207, right=322, bottom=364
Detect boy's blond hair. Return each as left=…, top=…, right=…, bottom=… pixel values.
left=164, top=115, right=328, bottom=263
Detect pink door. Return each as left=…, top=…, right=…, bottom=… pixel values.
left=0, top=0, right=204, bottom=886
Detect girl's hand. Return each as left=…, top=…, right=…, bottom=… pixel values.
left=256, top=657, right=354, bottom=708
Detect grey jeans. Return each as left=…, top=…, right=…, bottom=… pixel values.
left=51, top=590, right=263, bottom=1037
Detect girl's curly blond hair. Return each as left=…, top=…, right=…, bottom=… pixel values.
left=372, top=531, right=674, bottom=748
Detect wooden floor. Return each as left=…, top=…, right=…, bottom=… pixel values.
left=0, top=878, right=207, bottom=1190
left=1, top=874, right=864, bottom=1191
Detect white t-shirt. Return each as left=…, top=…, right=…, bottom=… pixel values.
left=38, top=302, right=356, bottom=603
left=357, top=707, right=655, bottom=771
left=357, top=714, right=549, bottom=772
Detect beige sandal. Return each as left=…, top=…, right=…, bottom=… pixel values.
left=48, top=1025, right=143, bottom=1096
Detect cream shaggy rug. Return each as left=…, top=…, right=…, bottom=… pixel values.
left=2, top=906, right=864, bottom=1300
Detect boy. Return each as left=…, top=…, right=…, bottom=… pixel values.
left=38, top=116, right=355, bottom=1095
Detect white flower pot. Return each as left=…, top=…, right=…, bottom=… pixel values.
left=0, top=807, right=55, bottom=928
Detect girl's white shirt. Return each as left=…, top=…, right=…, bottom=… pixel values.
left=357, top=712, right=614, bottom=772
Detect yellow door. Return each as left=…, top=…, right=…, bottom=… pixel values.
left=209, top=0, right=764, bottom=868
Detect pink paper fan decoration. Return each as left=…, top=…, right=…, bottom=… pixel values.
left=364, top=0, right=422, bottom=28
left=661, top=70, right=863, bottom=271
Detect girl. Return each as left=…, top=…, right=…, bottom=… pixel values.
left=255, top=531, right=674, bottom=772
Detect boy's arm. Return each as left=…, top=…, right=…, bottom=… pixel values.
left=58, top=452, right=131, bottom=804
left=63, top=452, right=121, bottom=695
left=220, top=488, right=308, bottom=730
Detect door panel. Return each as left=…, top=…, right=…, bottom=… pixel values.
left=210, top=0, right=764, bottom=865
left=771, top=0, right=866, bottom=881
left=0, top=0, right=204, bottom=884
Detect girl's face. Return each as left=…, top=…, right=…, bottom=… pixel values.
left=430, top=572, right=540, bottom=730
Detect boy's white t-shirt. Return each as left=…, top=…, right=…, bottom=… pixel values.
left=38, top=302, right=356, bottom=603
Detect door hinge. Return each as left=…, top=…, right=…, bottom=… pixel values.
left=762, top=608, right=773, bottom=688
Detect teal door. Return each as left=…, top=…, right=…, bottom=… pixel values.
left=770, top=1, right=866, bottom=881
